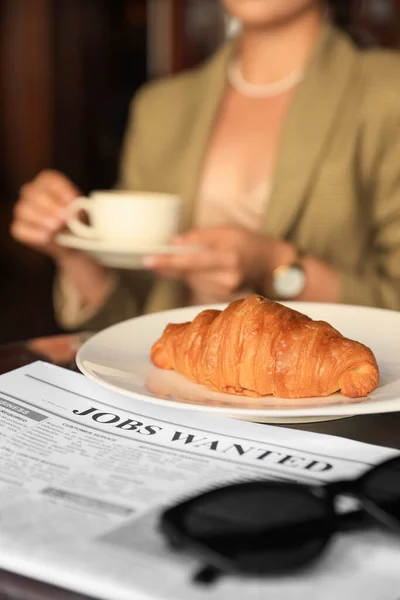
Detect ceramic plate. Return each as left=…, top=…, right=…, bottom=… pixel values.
left=56, top=233, right=201, bottom=269
left=76, top=302, right=400, bottom=423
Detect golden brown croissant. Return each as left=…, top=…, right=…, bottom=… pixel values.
left=150, top=295, right=379, bottom=399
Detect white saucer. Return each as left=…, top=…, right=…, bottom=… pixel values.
left=56, top=233, right=201, bottom=270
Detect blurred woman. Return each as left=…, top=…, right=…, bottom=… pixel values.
left=11, top=0, right=400, bottom=331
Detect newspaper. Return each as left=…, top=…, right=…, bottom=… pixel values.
left=0, top=361, right=399, bottom=600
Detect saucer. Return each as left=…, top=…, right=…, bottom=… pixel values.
left=56, top=233, right=202, bottom=270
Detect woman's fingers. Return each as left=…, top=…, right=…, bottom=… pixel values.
left=20, top=180, right=71, bottom=216
left=14, top=197, right=65, bottom=231
left=10, top=221, right=52, bottom=246
left=143, top=250, right=239, bottom=272
left=186, top=271, right=241, bottom=300
left=145, top=265, right=242, bottom=301
left=172, top=226, right=239, bottom=247
left=12, top=171, right=80, bottom=255
left=30, top=189, right=69, bottom=217
left=35, top=170, right=80, bottom=205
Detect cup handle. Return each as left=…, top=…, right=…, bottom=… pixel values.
left=66, top=198, right=97, bottom=239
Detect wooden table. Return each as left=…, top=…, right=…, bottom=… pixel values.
left=0, top=333, right=399, bottom=600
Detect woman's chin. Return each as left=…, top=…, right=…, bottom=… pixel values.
left=221, top=0, right=322, bottom=31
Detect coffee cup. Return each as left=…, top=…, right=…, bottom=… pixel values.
left=66, top=190, right=182, bottom=246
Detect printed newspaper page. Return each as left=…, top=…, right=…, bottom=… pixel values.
left=0, top=361, right=399, bottom=600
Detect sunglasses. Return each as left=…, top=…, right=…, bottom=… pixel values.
left=160, top=455, right=400, bottom=584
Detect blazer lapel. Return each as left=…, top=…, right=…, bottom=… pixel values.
left=264, top=24, right=359, bottom=240
left=179, top=42, right=233, bottom=231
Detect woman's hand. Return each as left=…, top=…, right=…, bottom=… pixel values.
left=11, top=169, right=80, bottom=258
left=144, top=225, right=292, bottom=300
left=11, top=170, right=116, bottom=311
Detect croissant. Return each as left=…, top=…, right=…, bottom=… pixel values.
left=150, top=295, right=379, bottom=399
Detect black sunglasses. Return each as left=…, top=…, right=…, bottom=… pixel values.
left=160, top=455, right=400, bottom=584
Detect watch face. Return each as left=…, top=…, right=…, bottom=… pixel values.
left=273, top=264, right=305, bottom=299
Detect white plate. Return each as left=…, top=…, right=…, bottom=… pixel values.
left=76, top=302, right=400, bottom=422
left=56, top=233, right=201, bottom=269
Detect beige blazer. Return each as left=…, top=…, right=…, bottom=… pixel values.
left=56, top=22, right=400, bottom=330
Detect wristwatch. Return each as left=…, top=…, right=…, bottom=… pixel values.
left=271, top=252, right=306, bottom=300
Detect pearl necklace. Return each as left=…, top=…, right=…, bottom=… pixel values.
left=227, top=62, right=304, bottom=98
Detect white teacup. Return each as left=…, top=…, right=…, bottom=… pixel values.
left=66, top=190, right=182, bottom=246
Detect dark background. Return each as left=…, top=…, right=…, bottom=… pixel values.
left=0, top=0, right=399, bottom=344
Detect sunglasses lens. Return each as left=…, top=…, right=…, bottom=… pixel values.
left=181, top=483, right=331, bottom=574
left=363, top=457, right=400, bottom=523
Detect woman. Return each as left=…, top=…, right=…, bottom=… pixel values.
left=11, top=0, right=400, bottom=331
